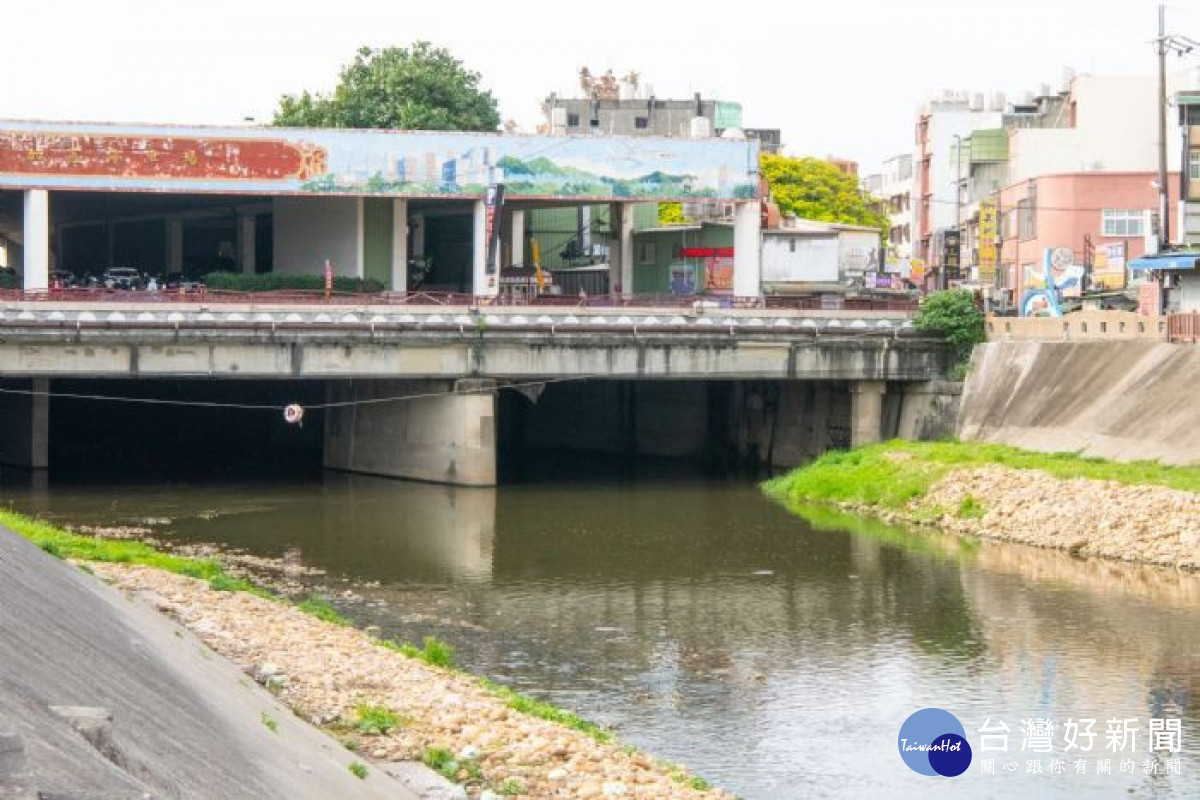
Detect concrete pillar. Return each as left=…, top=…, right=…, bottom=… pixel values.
left=166, top=218, right=184, bottom=274
left=391, top=198, right=408, bottom=291
left=411, top=214, right=425, bottom=259
left=510, top=209, right=526, bottom=267
left=733, top=201, right=762, bottom=298
left=22, top=190, right=49, bottom=292
left=471, top=199, right=496, bottom=297
left=850, top=380, right=886, bottom=448
left=323, top=378, right=497, bottom=486
left=0, top=378, right=48, bottom=469
left=237, top=214, right=256, bottom=275
left=609, top=202, right=634, bottom=297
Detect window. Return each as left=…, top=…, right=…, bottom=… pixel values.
left=634, top=116, right=649, bottom=130
left=789, top=239, right=797, bottom=253
left=589, top=118, right=600, bottom=128
left=1018, top=199, right=1036, bottom=240
left=1101, top=209, right=1145, bottom=238
left=1190, top=150, right=1200, bottom=181
left=566, top=113, right=580, bottom=127
left=636, top=241, right=656, bottom=264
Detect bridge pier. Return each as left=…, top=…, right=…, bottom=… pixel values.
left=850, top=380, right=886, bottom=447
left=324, top=378, right=497, bottom=487
left=0, top=378, right=48, bottom=470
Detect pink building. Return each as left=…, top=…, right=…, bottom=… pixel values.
left=999, top=172, right=1180, bottom=302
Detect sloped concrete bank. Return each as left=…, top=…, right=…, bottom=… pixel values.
left=0, top=526, right=415, bottom=800
left=959, top=341, right=1200, bottom=466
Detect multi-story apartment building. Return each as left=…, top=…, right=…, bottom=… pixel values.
left=862, top=154, right=913, bottom=266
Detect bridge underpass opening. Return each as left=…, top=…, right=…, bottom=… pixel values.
left=497, top=379, right=878, bottom=480
left=43, top=379, right=325, bottom=480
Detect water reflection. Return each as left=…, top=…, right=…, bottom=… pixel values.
left=4, top=470, right=1200, bottom=799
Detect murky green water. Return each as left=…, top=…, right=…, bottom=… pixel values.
left=5, top=466, right=1200, bottom=799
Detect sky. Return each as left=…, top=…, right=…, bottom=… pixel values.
left=2, top=0, right=1199, bottom=176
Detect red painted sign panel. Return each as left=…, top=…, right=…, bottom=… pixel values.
left=681, top=247, right=734, bottom=258
left=0, top=131, right=327, bottom=182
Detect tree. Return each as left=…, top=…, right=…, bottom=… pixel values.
left=273, top=43, right=500, bottom=131
left=760, top=154, right=889, bottom=237
left=914, top=289, right=986, bottom=371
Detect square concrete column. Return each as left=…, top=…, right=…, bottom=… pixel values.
left=411, top=214, right=425, bottom=259
left=165, top=218, right=184, bottom=274
left=609, top=202, right=634, bottom=297
left=510, top=209, right=526, bottom=267
left=237, top=214, right=256, bottom=274
left=0, top=378, right=48, bottom=469
left=733, top=200, right=762, bottom=299
left=850, top=380, right=887, bottom=447
left=471, top=199, right=497, bottom=297
left=391, top=198, right=408, bottom=291
left=23, top=189, right=49, bottom=292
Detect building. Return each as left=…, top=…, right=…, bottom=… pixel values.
left=862, top=153, right=914, bottom=267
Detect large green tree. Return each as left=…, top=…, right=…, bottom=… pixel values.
left=273, top=42, right=500, bottom=131
left=760, top=154, right=888, bottom=236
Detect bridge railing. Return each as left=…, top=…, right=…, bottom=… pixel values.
left=0, top=287, right=919, bottom=313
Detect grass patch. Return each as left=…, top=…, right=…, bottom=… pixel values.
left=957, top=495, right=984, bottom=519
left=765, top=440, right=1200, bottom=512
left=260, top=712, right=277, bottom=733
left=379, top=636, right=455, bottom=668
left=354, top=703, right=400, bottom=735
left=348, top=761, right=368, bottom=780
left=480, top=679, right=611, bottom=743
left=495, top=777, right=525, bottom=795
left=0, top=510, right=273, bottom=598
left=296, top=596, right=350, bottom=626
left=421, top=746, right=482, bottom=782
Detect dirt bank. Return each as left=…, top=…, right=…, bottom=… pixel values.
left=91, top=563, right=723, bottom=800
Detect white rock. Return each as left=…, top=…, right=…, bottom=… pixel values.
left=548, top=767, right=569, bottom=781
left=457, top=744, right=479, bottom=761
left=603, top=782, right=628, bottom=796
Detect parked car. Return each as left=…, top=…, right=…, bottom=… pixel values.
left=50, top=269, right=76, bottom=288
left=102, top=267, right=143, bottom=290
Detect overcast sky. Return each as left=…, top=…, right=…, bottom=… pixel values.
left=3, top=0, right=1199, bottom=174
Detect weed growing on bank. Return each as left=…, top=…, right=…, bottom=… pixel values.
left=348, top=761, right=368, bottom=779
left=354, top=703, right=401, bottom=735
left=479, top=678, right=612, bottom=743
left=764, top=440, right=1200, bottom=511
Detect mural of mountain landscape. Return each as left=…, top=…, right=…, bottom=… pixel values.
left=300, top=154, right=757, bottom=199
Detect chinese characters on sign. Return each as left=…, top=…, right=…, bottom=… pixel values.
left=979, top=200, right=998, bottom=282
left=974, top=717, right=1183, bottom=777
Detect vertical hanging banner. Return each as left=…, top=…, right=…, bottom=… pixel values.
left=978, top=200, right=998, bottom=282
left=485, top=183, right=505, bottom=276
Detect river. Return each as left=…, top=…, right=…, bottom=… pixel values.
left=5, top=461, right=1200, bottom=799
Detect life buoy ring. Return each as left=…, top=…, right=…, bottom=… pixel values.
left=283, top=404, right=305, bottom=425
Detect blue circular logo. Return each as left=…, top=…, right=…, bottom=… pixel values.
left=898, top=708, right=972, bottom=777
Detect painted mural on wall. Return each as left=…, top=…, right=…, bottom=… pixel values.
left=0, top=121, right=757, bottom=201
left=1023, top=246, right=1084, bottom=298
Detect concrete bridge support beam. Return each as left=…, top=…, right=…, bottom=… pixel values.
left=850, top=380, right=886, bottom=447
left=391, top=199, right=408, bottom=291
left=237, top=214, right=256, bottom=275
left=22, top=190, right=49, bottom=292
left=0, top=378, right=48, bottom=469
left=324, top=378, right=497, bottom=486
left=165, top=218, right=184, bottom=275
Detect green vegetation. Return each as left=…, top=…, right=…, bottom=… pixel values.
left=0, top=511, right=273, bottom=598
left=480, top=679, right=611, bottom=743
left=765, top=440, right=1200, bottom=513
left=760, top=154, right=889, bottom=236
left=348, top=761, right=369, bottom=780
left=296, top=596, right=350, bottom=626
left=203, top=272, right=384, bottom=294
left=421, top=746, right=483, bottom=782
left=495, top=777, right=526, bottom=795
left=354, top=703, right=401, bottom=736
left=914, top=290, right=986, bottom=366
left=419, top=635, right=454, bottom=668
left=957, top=495, right=985, bottom=520
left=274, top=42, right=500, bottom=132
left=260, top=712, right=278, bottom=733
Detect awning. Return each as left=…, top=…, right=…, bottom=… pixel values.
left=1129, top=253, right=1200, bottom=271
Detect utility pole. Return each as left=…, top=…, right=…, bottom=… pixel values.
left=1158, top=3, right=1170, bottom=251
left=1155, top=4, right=1200, bottom=252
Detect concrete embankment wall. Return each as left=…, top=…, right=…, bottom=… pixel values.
left=958, top=341, right=1200, bottom=465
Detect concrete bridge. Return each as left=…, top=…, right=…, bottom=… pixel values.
left=0, top=300, right=956, bottom=486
